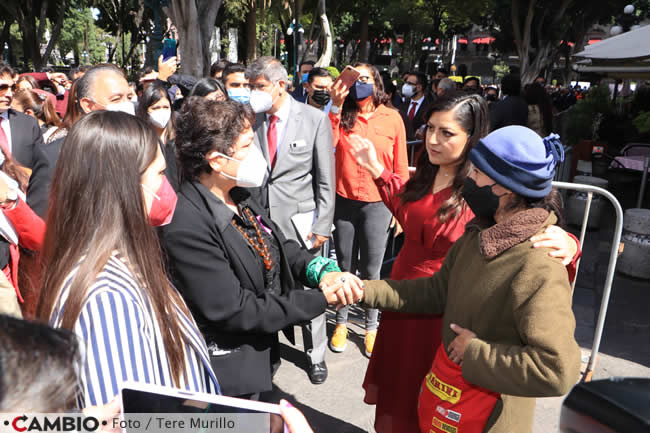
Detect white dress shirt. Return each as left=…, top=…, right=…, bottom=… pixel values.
left=266, top=96, right=292, bottom=154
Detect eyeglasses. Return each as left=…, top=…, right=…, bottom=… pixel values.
left=0, top=83, right=16, bottom=94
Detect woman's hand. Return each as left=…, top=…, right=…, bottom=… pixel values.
left=349, top=134, right=384, bottom=178
left=319, top=272, right=364, bottom=306
left=330, top=80, right=349, bottom=108
left=82, top=397, right=121, bottom=433
left=447, top=323, right=476, bottom=365
left=279, top=400, right=314, bottom=433
left=157, top=55, right=177, bottom=82
left=530, top=225, right=578, bottom=266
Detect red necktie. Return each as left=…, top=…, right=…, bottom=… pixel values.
left=0, top=119, right=11, bottom=157
left=408, top=101, right=418, bottom=121
left=267, top=114, right=278, bottom=168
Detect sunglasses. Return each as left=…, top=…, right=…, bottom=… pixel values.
left=0, top=83, right=16, bottom=93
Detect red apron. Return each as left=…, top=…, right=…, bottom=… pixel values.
left=418, top=344, right=500, bottom=433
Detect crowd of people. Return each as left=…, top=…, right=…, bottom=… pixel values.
left=0, top=54, right=585, bottom=433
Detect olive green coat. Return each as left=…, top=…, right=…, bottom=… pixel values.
left=363, top=208, right=581, bottom=433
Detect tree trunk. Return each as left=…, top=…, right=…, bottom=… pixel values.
left=314, top=0, right=331, bottom=67
left=164, top=0, right=222, bottom=77
left=41, top=0, right=67, bottom=67
left=358, top=7, right=369, bottom=62
left=245, top=0, right=257, bottom=63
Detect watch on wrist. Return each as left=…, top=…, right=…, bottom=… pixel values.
left=330, top=105, right=341, bottom=115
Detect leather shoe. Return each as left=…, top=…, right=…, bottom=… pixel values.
left=308, top=361, right=328, bottom=384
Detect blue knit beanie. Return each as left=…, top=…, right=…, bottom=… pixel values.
left=469, top=126, right=564, bottom=199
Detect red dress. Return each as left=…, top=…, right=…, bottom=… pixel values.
left=363, top=170, right=581, bottom=433
left=363, top=170, right=474, bottom=433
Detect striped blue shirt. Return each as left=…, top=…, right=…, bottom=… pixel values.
left=49, top=252, right=220, bottom=407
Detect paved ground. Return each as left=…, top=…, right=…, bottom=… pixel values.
left=261, top=202, right=650, bottom=432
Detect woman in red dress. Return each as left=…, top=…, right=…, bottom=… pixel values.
left=349, top=92, right=579, bottom=433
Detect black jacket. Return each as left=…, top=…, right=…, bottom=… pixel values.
left=399, top=94, right=435, bottom=140
left=489, top=95, right=529, bottom=132
left=6, top=108, right=43, bottom=168
left=160, top=181, right=327, bottom=396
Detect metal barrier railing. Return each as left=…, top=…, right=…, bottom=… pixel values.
left=407, top=139, right=424, bottom=163
left=552, top=181, right=624, bottom=382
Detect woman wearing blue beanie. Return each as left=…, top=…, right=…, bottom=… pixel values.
left=357, top=125, right=582, bottom=433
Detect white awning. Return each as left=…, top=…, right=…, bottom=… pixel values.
left=574, top=25, right=650, bottom=61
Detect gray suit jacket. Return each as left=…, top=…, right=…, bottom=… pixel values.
left=250, top=96, right=335, bottom=244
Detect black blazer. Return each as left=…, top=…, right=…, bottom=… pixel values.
left=7, top=108, right=44, bottom=168
left=489, top=95, right=529, bottom=132
left=26, top=136, right=62, bottom=218
left=160, top=181, right=327, bottom=396
left=399, top=94, right=435, bottom=140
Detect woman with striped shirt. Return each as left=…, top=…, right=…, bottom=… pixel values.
left=37, top=111, right=220, bottom=407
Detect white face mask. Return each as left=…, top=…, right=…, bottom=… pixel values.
left=213, top=144, right=268, bottom=188
left=401, top=83, right=415, bottom=99
left=249, top=89, right=274, bottom=114
left=149, top=109, right=171, bottom=129
left=105, top=100, right=136, bottom=116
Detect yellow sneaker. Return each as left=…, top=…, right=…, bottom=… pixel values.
left=329, top=324, right=348, bottom=353
left=365, top=330, right=377, bottom=357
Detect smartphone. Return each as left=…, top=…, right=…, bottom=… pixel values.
left=335, top=65, right=361, bottom=89
left=119, top=382, right=287, bottom=433
left=162, top=38, right=177, bottom=61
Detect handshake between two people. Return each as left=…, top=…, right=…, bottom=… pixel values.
left=318, top=272, right=365, bottom=309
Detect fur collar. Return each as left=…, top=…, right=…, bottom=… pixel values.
left=468, top=208, right=556, bottom=259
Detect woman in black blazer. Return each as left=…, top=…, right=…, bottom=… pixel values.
left=161, top=98, right=362, bottom=398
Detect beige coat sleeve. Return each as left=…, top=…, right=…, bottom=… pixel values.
left=362, top=236, right=460, bottom=314
left=463, top=256, right=582, bottom=397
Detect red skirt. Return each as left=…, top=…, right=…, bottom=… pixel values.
left=363, top=311, right=443, bottom=433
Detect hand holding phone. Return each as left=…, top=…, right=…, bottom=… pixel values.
left=162, top=39, right=177, bottom=62
left=335, top=65, right=361, bottom=89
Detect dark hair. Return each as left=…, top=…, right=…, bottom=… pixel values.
left=399, top=92, right=489, bottom=221
left=37, top=111, right=192, bottom=387
left=0, top=63, right=15, bottom=79
left=340, top=63, right=387, bottom=132
left=436, top=68, right=448, bottom=75
left=176, top=98, right=255, bottom=181
left=410, top=71, right=428, bottom=90
left=68, top=65, right=90, bottom=81
left=299, top=60, right=316, bottom=70
left=210, top=60, right=231, bottom=78
left=13, top=89, right=62, bottom=128
left=506, top=189, right=564, bottom=225
left=380, top=71, right=396, bottom=96
left=524, top=83, right=553, bottom=136
left=136, top=82, right=176, bottom=140
left=307, top=67, right=332, bottom=84
left=50, top=80, right=83, bottom=140
left=15, top=75, right=40, bottom=90
left=0, top=315, right=79, bottom=411
left=188, top=78, right=227, bottom=99
left=501, top=73, right=521, bottom=96
left=431, top=78, right=441, bottom=90
left=136, top=66, right=156, bottom=82
left=222, top=63, right=247, bottom=82
left=463, top=76, right=480, bottom=87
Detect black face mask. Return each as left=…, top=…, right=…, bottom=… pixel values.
left=486, top=94, right=497, bottom=102
left=311, top=89, right=331, bottom=106
left=461, top=177, right=507, bottom=219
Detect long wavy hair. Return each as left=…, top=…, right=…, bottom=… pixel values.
left=399, top=92, right=489, bottom=222
left=37, top=111, right=190, bottom=386
left=340, top=63, right=388, bottom=132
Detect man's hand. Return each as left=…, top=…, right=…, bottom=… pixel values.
left=307, top=233, right=328, bottom=250
left=319, top=272, right=364, bottom=307
left=447, top=323, right=476, bottom=365
left=157, top=55, right=177, bottom=82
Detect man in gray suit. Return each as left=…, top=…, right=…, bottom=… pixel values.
left=246, top=57, right=335, bottom=384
